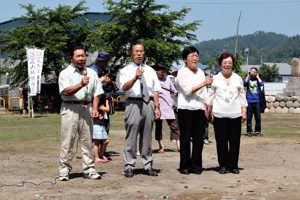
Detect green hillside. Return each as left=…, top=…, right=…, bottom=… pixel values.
left=194, top=31, right=300, bottom=65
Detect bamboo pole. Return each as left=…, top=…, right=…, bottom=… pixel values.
left=235, top=11, right=242, bottom=55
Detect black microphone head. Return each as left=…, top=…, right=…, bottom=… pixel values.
left=82, top=70, right=87, bottom=76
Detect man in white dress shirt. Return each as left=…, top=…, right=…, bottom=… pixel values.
left=119, top=42, right=161, bottom=178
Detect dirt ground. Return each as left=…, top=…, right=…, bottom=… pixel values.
left=0, top=125, right=299, bottom=200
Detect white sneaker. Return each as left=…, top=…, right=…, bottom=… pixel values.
left=59, top=171, right=69, bottom=181
left=83, top=171, right=101, bottom=180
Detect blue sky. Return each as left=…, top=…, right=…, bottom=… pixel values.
left=1, top=0, right=300, bottom=43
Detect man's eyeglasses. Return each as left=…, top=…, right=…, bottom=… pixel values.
left=133, top=50, right=145, bottom=54
left=188, top=54, right=199, bottom=59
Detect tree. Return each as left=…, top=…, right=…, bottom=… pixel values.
left=233, top=52, right=247, bottom=78
left=85, top=0, right=202, bottom=68
left=0, top=0, right=101, bottom=89
left=258, top=63, right=279, bottom=82
left=202, top=55, right=219, bottom=68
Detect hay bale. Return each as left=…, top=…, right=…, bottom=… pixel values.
left=290, top=96, right=298, bottom=101
left=267, top=102, right=274, bottom=109
left=266, top=96, right=275, bottom=102
left=293, top=101, right=300, bottom=108
left=275, top=107, right=282, bottom=113
left=294, top=108, right=300, bottom=114
left=274, top=102, right=280, bottom=108
left=283, top=97, right=291, bottom=102
left=285, top=101, right=293, bottom=108
left=279, top=101, right=286, bottom=108
left=276, top=96, right=283, bottom=101
left=269, top=107, right=276, bottom=113
left=289, top=107, right=295, bottom=113
left=282, top=107, right=288, bottom=113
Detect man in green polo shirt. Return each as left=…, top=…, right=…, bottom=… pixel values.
left=58, top=46, right=103, bottom=181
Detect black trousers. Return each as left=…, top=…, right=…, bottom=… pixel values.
left=178, top=109, right=205, bottom=171
left=213, top=117, right=241, bottom=169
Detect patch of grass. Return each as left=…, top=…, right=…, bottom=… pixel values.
left=0, top=112, right=299, bottom=148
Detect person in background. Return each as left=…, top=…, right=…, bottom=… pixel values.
left=152, top=63, right=180, bottom=153
left=203, top=104, right=212, bottom=145
left=90, top=51, right=111, bottom=134
left=90, top=51, right=114, bottom=159
left=22, top=85, right=28, bottom=118
left=206, top=53, right=247, bottom=174
left=119, top=42, right=161, bottom=178
left=58, top=46, right=102, bottom=181
left=93, top=93, right=110, bottom=163
left=244, top=67, right=264, bottom=136
left=177, top=46, right=213, bottom=175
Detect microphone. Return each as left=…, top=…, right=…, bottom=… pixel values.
left=207, top=69, right=214, bottom=88
left=139, top=64, right=142, bottom=79
left=82, top=70, right=87, bottom=77
left=82, top=69, right=88, bottom=101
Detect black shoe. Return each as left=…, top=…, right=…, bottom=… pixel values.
left=192, top=169, right=202, bottom=174
left=247, top=132, right=253, bottom=137
left=229, top=168, right=240, bottom=174
left=125, top=168, right=134, bottom=178
left=180, top=169, right=190, bottom=175
left=145, top=168, right=158, bottom=176
left=219, top=167, right=227, bottom=174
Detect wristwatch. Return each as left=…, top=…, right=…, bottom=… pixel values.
left=155, top=104, right=160, bottom=109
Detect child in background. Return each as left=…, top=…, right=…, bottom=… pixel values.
left=93, top=94, right=110, bottom=163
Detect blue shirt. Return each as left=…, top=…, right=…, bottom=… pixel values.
left=244, top=78, right=264, bottom=103
left=90, top=64, right=104, bottom=77
left=90, top=64, right=106, bottom=87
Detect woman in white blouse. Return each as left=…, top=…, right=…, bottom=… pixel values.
left=177, top=47, right=213, bottom=175
left=206, top=53, right=247, bottom=174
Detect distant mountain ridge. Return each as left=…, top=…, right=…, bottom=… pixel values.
left=194, top=31, right=300, bottom=65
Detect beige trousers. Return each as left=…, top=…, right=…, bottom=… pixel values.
left=59, top=102, right=96, bottom=174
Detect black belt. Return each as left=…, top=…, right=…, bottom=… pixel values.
left=127, top=97, right=154, bottom=101
left=64, top=101, right=92, bottom=105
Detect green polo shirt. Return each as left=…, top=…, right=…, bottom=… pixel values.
left=59, top=63, right=103, bottom=101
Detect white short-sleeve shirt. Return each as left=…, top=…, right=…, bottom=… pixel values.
left=119, top=62, right=161, bottom=97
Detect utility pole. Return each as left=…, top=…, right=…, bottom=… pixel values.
left=235, top=11, right=242, bottom=55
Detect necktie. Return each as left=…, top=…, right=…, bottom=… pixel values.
left=140, top=75, right=150, bottom=103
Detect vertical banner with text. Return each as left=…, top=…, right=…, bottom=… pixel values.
left=36, top=49, right=44, bottom=94
left=26, top=48, right=44, bottom=96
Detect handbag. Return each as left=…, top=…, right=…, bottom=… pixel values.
left=259, top=85, right=267, bottom=113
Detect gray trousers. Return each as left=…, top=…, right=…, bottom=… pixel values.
left=123, top=99, right=155, bottom=171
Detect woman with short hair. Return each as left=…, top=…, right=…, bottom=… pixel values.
left=206, top=53, right=247, bottom=174
left=177, top=46, right=213, bottom=175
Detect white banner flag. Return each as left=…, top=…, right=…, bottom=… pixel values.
left=36, top=49, right=44, bottom=94
left=27, top=48, right=44, bottom=96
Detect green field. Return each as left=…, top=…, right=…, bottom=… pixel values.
left=1, top=112, right=299, bottom=145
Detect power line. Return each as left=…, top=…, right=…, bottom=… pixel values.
left=158, top=1, right=300, bottom=4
